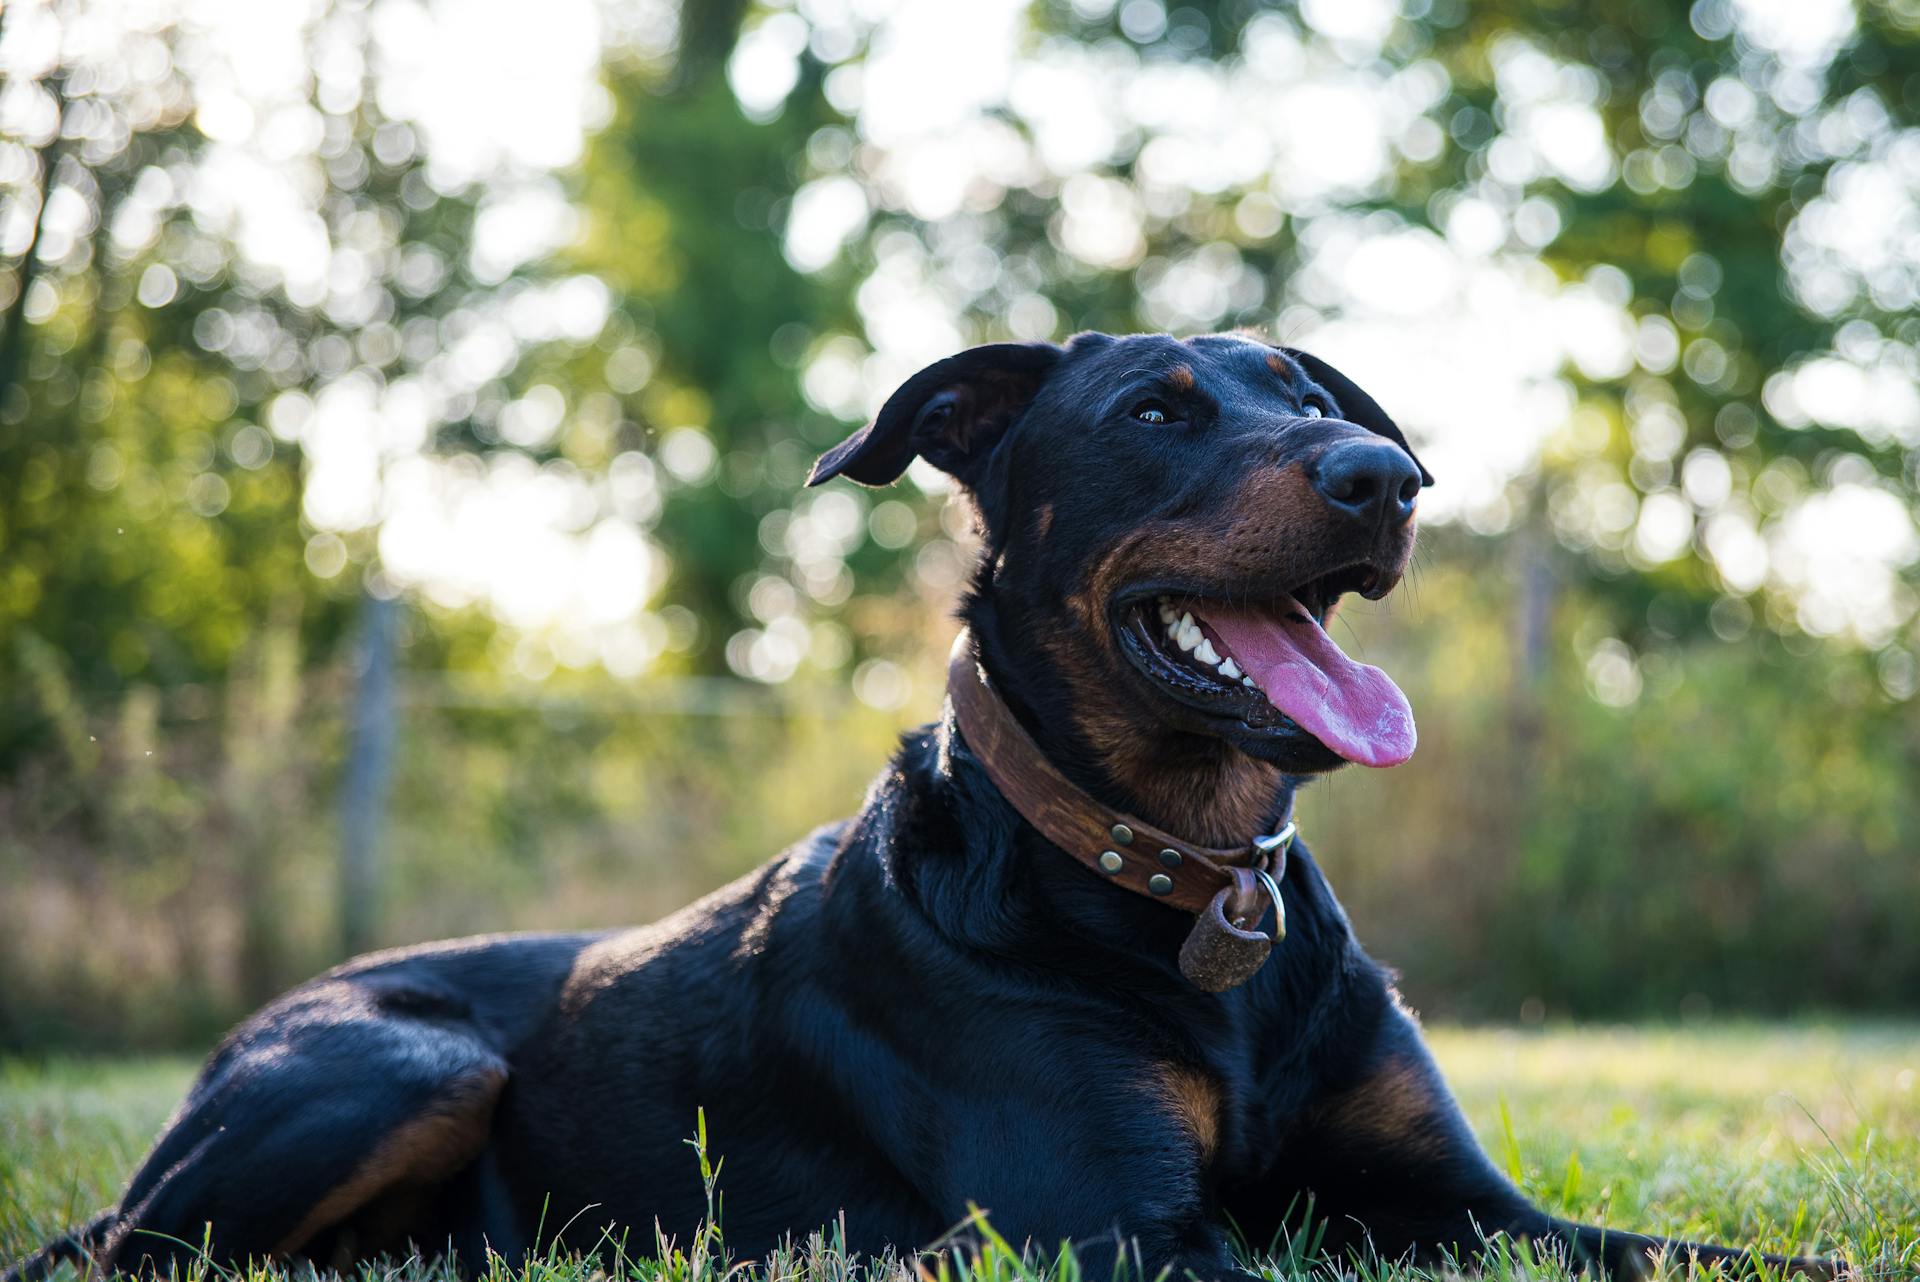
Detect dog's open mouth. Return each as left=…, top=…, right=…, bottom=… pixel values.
left=1117, top=565, right=1417, bottom=768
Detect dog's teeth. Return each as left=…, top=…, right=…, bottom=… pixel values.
left=1242, top=676, right=1256, bottom=688
left=1176, top=623, right=1200, bottom=652
left=1195, top=638, right=1220, bottom=666
left=1219, top=657, right=1241, bottom=679
left=1179, top=612, right=1194, bottom=632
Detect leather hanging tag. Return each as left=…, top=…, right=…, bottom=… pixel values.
left=1177, top=867, right=1276, bottom=992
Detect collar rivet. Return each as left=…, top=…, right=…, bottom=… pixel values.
left=1097, top=850, right=1125, bottom=874
left=1148, top=873, right=1175, bottom=896
left=1110, top=823, right=1134, bottom=845
left=1159, top=849, right=1182, bottom=869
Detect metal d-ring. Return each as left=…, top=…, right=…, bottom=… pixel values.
left=1254, top=866, right=1287, bottom=943
left=1252, top=821, right=1296, bottom=856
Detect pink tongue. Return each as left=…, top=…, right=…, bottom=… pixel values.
left=1200, top=600, right=1416, bottom=768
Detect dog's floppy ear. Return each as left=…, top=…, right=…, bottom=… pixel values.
left=808, top=342, right=1061, bottom=488
left=1283, top=348, right=1435, bottom=487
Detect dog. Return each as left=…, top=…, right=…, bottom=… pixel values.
left=7, top=332, right=1836, bottom=1282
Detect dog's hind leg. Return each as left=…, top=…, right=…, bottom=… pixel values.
left=89, top=971, right=517, bottom=1278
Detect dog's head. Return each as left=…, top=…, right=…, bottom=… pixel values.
left=811, top=332, right=1429, bottom=838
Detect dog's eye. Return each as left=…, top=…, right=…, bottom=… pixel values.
left=1131, top=401, right=1172, bottom=425
left=1302, top=399, right=1326, bottom=419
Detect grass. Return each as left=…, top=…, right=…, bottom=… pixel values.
left=2, top=1024, right=1915, bottom=1281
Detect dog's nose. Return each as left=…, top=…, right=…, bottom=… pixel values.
left=1311, top=439, right=1421, bottom=527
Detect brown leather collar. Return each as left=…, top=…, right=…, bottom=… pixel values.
left=946, top=631, right=1294, bottom=991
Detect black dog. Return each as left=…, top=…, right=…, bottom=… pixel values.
left=9, top=333, right=1835, bottom=1282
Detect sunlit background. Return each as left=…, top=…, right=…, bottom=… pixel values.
left=2, top=0, right=1917, bottom=1050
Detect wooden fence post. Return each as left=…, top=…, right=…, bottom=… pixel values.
left=340, top=591, right=398, bottom=958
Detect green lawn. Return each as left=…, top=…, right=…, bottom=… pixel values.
left=2, top=1025, right=1915, bottom=1280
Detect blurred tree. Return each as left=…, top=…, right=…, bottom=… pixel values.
left=557, top=31, right=857, bottom=673
left=0, top=0, right=634, bottom=996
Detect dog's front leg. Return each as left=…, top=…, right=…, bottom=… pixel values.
left=929, top=1079, right=1256, bottom=1282
left=930, top=1198, right=1249, bottom=1282
left=930, top=1175, right=1254, bottom=1282
left=1223, top=1007, right=1835, bottom=1279
left=1060, top=1231, right=1255, bottom=1282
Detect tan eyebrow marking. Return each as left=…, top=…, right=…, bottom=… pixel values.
left=1168, top=364, right=1194, bottom=391
left=1265, top=352, right=1291, bottom=376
